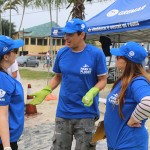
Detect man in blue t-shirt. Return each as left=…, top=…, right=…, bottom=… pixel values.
left=29, top=18, right=107, bottom=150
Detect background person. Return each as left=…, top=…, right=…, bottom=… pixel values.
left=0, top=35, right=24, bottom=150
left=141, top=43, right=146, bottom=70
left=29, top=18, right=107, bottom=150
left=104, top=41, right=150, bottom=150
left=7, top=59, right=21, bottom=83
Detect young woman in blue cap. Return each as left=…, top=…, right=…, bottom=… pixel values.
left=0, top=35, right=24, bottom=150
left=104, top=41, right=150, bottom=150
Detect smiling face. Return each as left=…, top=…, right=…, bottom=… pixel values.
left=64, top=32, right=86, bottom=51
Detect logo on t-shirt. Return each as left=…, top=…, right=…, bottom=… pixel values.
left=80, top=64, right=92, bottom=74
left=108, top=93, right=119, bottom=105
left=0, top=89, right=6, bottom=101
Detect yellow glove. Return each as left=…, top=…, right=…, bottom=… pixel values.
left=29, top=85, right=52, bottom=105
left=82, top=87, right=99, bottom=107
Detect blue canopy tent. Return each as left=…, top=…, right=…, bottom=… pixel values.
left=86, top=0, right=150, bottom=43
left=51, top=0, right=150, bottom=43
left=51, top=27, right=64, bottom=38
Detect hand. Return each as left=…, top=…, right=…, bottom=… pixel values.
left=82, top=87, right=99, bottom=107
left=29, top=85, right=52, bottom=105
left=82, top=94, right=94, bottom=107
left=127, top=116, right=141, bottom=127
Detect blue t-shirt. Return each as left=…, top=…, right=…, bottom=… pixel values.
left=53, top=44, right=107, bottom=119
left=104, top=76, right=150, bottom=150
left=0, top=71, right=24, bottom=143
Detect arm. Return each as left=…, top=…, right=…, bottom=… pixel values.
left=0, top=106, right=11, bottom=148
left=49, top=73, right=62, bottom=90
left=95, top=74, right=107, bottom=91
left=82, top=74, right=107, bottom=106
left=127, top=96, right=150, bottom=127
left=29, top=73, right=62, bottom=105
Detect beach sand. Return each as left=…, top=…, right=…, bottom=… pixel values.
left=20, top=77, right=150, bottom=149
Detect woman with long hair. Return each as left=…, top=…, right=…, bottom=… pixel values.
left=104, top=41, right=150, bottom=150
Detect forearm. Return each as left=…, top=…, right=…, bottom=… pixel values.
left=0, top=107, right=10, bottom=147
left=132, top=96, right=150, bottom=122
left=49, top=73, right=62, bottom=90
left=95, top=74, right=107, bottom=91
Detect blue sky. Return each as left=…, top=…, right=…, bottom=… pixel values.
left=2, top=0, right=115, bottom=31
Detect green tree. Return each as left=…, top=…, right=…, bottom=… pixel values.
left=2, top=18, right=16, bottom=35
left=67, top=0, right=112, bottom=20
left=17, top=0, right=32, bottom=34
left=0, top=0, right=20, bottom=36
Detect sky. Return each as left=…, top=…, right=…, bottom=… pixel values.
left=2, top=0, right=115, bottom=31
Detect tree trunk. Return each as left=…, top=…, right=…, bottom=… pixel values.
left=18, top=5, right=26, bottom=36
left=9, top=0, right=12, bottom=37
left=71, top=0, right=85, bottom=19
left=0, top=13, right=2, bottom=34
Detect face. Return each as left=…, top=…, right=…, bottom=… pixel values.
left=115, top=56, right=127, bottom=71
left=5, top=48, right=18, bottom=66
left=64, top=32, right=85, bottom=51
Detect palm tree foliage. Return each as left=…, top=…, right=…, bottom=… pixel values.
left=0, top=0, right=21, bottom=35
left=42, top=0, right=112, bottom=20
left=2, top=18, right=16, bottom=36
left=0, top=0, right=112, bottom=36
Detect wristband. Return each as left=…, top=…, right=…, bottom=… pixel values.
left=4, top=147, right=12, bottom=150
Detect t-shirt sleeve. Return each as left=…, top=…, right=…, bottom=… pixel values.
left=0, top=75, right=15, bottom=105
left=96, top=50, right=108, bottom=76
left=131, top=78, right=150, bottom=103
left=53, top=47, right=66, bottom=73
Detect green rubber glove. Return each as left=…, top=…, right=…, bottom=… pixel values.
left=82, top=87, right=99, bottom=107
left=29, top=85, right=52, bottom=105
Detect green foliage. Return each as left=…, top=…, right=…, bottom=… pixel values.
left=19, top=68, right=54, bottom=80
left=85, top=39, right=96, bottom=45
left=2, top=19, right=16, bottom=36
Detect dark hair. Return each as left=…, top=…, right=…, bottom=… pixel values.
left=77, top=31, right=86, bottom=40
left=0, top=56, right=5, bottom=71
left=0, top=48, right=18, bottom=72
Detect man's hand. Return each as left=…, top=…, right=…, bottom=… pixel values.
left=29, top=85, right=52, bottom=105
left=82, top=87, right=99, bottom=107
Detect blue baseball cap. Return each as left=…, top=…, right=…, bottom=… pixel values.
left=62, top=18, right=88, bottom=34
left=110, top=41, right=148, bottom=64
left=0, top=35, right=24, bottom=56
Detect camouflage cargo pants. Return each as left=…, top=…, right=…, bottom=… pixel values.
left=50, top=117, right=96, bottom=150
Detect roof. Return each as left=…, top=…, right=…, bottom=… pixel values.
left=24, top=22, right=59, bottom=38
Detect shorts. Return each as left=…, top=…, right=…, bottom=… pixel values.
left=50, top=117, right=96, bottom=150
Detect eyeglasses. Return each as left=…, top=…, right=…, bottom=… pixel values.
left=116, top=56, right=125, bottom=60
left=10, top=48, right=18, bottom=54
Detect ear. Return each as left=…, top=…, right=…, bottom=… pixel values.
left=3, top=54, right=9, bottom=61
left=80, top=32, right=85, bottom=39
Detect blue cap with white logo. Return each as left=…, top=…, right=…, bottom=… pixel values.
left=0, top=35, right=24, bottom=56
left=110, top=41, right=148, bottom=64
left=62, top=18, right=88, bottom=34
